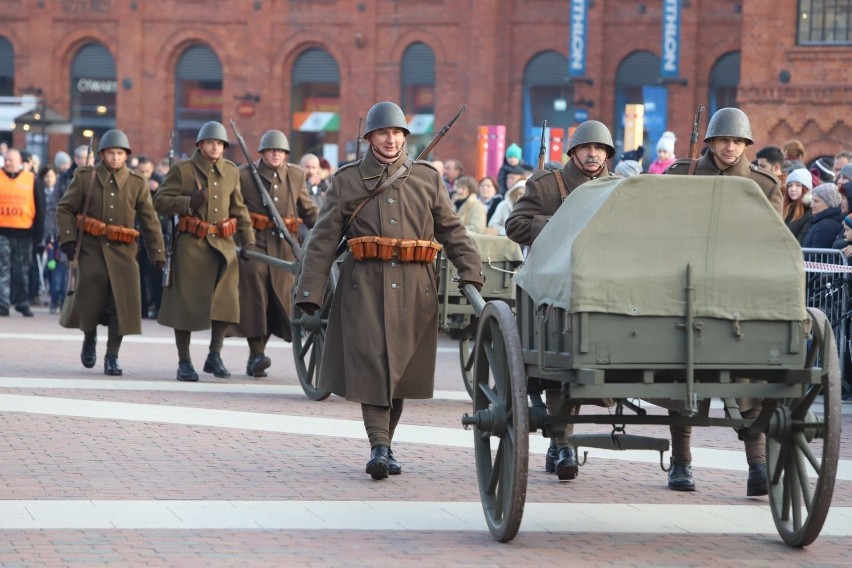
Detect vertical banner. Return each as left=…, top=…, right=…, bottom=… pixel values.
left=661, top=0, right=681, bottom=79
left=623, top=104, right=644, bottom=153
left=642, top=86, right=668, bottom=158
left=486, top=125, right=506, bottom=179
left=476, top=126, right=489, bottom=181
left=569, top=0, right=588, bottom=78
left=549, top=128, right=565, bottom=163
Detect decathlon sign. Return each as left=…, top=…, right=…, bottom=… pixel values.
left=569, top=0, right=588, bottom=77
left=661, top=0, right=681, bottom=78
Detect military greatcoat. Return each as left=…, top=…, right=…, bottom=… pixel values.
left=294, top=148, right=483, bottom=406
left=56, top=163, right=165, bottom=335
left=153, top=149, right=254, bottom=331
left=232, top=160, right=318, bottom=341
left=667, top=152, right=783, bottom=215
left=505, top=160, right=616, bottom=247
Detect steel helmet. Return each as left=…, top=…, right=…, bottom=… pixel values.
left=196, top=121, right=230, bottom=147
left=98, top=129, right=131, bottom=154
left=704, top=107, right=753, bottom=145
left=258, top=129, right=290, bottom=153
left=364, top=101, right=409, bottom=138
left=567, top=120, right=615, bottom=158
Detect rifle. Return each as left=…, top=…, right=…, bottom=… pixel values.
left=229, top=119, right=302, bottom=260
left=162, top=130, right=176, bottom=287
left=537, top=120, right=548, bottom=171
left=355, top=116, right=363, bottom=160
left=418, top=104, right=467, bottom=160
left=687, top=104, right=705, bottom=175
left=66, top=135, right=94, bottom=296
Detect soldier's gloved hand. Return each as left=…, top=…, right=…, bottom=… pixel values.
left=297, top=302, right=320, bottom=316
left=153, top=260, right=166, bottom=271
left=60, top=242, right=76, bottom=261
left=239, top=243, right=255, bottom=261
left=189, top=188, right=208, bottom=212
left=459, top=280, right=483, bottom=293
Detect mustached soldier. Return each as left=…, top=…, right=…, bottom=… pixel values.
left=153, top=121, right=254, bottom=381
left=294, top=101, right=483, bottom=480
left=56, top=129, right=165, bottom=375
left=231, top=129, right=318, bottom=377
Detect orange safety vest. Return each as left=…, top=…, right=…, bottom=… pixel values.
left=0, top=170, right=36, bottom=229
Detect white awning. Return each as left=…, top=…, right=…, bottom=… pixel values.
left=0, top=103, right=36, bottom=132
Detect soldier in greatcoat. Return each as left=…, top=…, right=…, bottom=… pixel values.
left=153, top=121, right=254, bottom=381
left=56, top=129, right=165, bottom=375
left=665, top=107, right=781, bottom=496
left=231, top=129, right=318, bottom=377
left=505, top=120, right=619, bottom=482
left=294, top=101, right=483, bottom=480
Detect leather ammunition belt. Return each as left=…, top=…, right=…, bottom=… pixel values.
left=76, top=214, right=140, bottom=244
left=348, top=236, right=442, bottom=263
left=178, top=215, right=237, bottom=239
left=249, top=212, right=302, bottom=236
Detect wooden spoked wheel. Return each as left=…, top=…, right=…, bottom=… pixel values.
left=458, top=317, right=478, bottom=399
left=290, top=263, right=338, bottom=401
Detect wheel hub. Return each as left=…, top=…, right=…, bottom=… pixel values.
left=462, top=404, right=508, bottom=437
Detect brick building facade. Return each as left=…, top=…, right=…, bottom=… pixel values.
left=0, top=0, right=849, bottom=170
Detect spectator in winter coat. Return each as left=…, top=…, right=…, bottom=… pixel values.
left=803, top=182, right=843, bottom=249
left=497, top=143, right=533, bottom=195
left=783, top=168, right=813, bottom=245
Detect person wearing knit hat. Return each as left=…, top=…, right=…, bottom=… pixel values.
left=648, top=132, right=677, bottom=174
left=838, top=163, right=852, bottom=184
left=783, top=168, right=813, bottom=244
left=803, top=182, right=844, bottom=248
left=505, top=143, right=522, bottom=164
left=497, top=142, right=533, bottom=195
left=615, top=159, right=642, bottom=177
left=811, top=156, right=836, bottom=186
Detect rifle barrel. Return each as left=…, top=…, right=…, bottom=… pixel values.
left=417, top=105, right=467, bottom=160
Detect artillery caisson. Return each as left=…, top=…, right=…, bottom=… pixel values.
left=460, top=174, right=840, bottom=547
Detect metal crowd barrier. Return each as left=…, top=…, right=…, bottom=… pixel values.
left=802, top=248, right=851, bottom=390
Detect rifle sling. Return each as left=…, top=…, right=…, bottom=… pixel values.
left=340, top=158, right=412, bottom=240
left=554, top=169, right=569, bottom=201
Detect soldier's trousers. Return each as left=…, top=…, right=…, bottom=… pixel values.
left=0, top=235, right=33, bottom=309
left=546, top=389, right=581, bottom=448
left=361, top=399, right=405, bottom=448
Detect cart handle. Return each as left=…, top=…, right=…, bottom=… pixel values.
left=461, top=283, right=486, bottom=317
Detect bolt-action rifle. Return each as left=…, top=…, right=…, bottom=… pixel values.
left=229, top=120, right=303, bottom=260
left=355, top=116, right=363, bottom=161
left=66, top=135, right=94, bottom=295
left=687, top=104, right=705, bottom=175
left=537, top=120, right=548, bottom=171
left=418, top=104, right=467, bottom=160
left=161, top=131, right=177, bottom=287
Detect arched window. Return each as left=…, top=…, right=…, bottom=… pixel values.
left=613, top=51, right=666, bottom=162
left=708, top=52, right=740, bottom=115
left=70, top=42, right=117, bottom=149
left=175, top=45, right=222, bottom=156
left=400, top=42, right=435, bottom=158
left=0, top=37, right=13, bottom=97
left=522, top=51, right=573, bottom=163
left=291, top=48, right=340, bottom=161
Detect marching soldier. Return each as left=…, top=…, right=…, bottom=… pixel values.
left=232, top=130, right=318, bottom=377
left=665, top=107, right=780, bottom=495
left=153, top=121, right=255, bottom=381
left=505, top=120, right=619, bottom=481
left=56, top=129, right=165, bottom=375
left=294, top=101, right=483, bottom=480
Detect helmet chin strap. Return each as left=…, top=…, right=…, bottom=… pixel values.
left=572, top=154, right=604, bottom=177
left=710, top=148, right=742, bottom=169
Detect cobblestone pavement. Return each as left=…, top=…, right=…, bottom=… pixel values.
left=0, top=307, right=850, bottom=567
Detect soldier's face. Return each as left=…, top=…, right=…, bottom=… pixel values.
left=200, top=139, right=225, bottom=161
left=710, top=137, right=747, bottom=167
left=100, top=148, right=128, bottom=171
left=572, top=143, right=608, bottom=174
left=261, top=149, right=288, bottom=168
left=368, top=128, right=406, bottom=163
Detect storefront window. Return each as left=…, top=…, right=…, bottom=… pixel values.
left=798, top=0, right=852, bottom=44
left=523, top=51, right=573, bottom=164
left=401, top=42, right=435, bottom=159
left=708, top=52, right=741, bottom=115
left=291, top=48, right=340, bottom=164
left=174, top=45, right=222, bottom=158
left=0, top=37, right=13, bottom=97
left=69, top=43, right=116, bottom=149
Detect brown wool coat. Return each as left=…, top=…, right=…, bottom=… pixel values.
left=666, top=152, right=783, bottom=216
left=294, top=149, right=484, bottom=406
left=230, top=160, right=318, bottom=341
left=505, top=160, right=617, bottom=247
left=152, top=149, right=254, bottom=331
left=56, top=163, right=165, bottom=335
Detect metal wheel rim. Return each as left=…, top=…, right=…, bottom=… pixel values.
left=472, top=301, right=529, bottom=542
left=767, top=308, right=840, bottom=547
left=290, top=264, right=337, bottom=401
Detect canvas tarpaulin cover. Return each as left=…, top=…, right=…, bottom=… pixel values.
left=513, top=175, right=807, bottom=322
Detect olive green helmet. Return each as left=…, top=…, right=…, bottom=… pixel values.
left=98, top=129, right=131, bottom=154
left=364, top=101, right=409, bottom=138
left=196, top=121, right=230, bottom=147
left=258, top=129, right=290, bottom=153
left=704, top=107, right=753, bottom=145
left=567, top=120, right=615, bottom=158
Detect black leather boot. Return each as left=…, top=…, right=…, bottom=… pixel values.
left=176, top=359, right=199, bottom=382
left=545, top=440, right=558, bottom=473
left=81, top=334, right=97, bottom=368
left=667, top=462, right=696, bottom=491
left=366, top=445, right=390, bottom=480
left=555, top=446, right=579, bottom=480
left=103, top=355, right=123, bottom=376
left=246, top=354, right=271, bottom=378
left=387, top=447, right=402, bottom=475
left=203, top=352, right=230, bottom=378
left=747, top=462, right=768, bottom=496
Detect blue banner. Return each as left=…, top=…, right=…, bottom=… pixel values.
left=569, top=0, right=588, bottom=77
left=661, top=0, right=680, bottom=79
